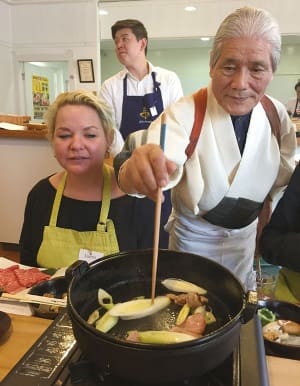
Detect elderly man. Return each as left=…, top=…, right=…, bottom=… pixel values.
left=114, top=6, right=296, bottom=290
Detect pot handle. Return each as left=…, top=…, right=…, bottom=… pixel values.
left=65, top=260, right=90, bottom=284
left=240, top=291, right=258, bottom=324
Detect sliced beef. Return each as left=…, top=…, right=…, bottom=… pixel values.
left=0, top=265, right=50, bottom=294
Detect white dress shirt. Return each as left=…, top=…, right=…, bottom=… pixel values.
left=100, top=62, right=183, bottom=132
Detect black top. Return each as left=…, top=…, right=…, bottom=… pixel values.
left=231, top=112, right=251, bottom=154
left=260, top=162, right=300, bottom=272
left=19, top=177, right=154, bottom=267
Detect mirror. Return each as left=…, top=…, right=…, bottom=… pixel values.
left=21, top=61, right=69, bottom=121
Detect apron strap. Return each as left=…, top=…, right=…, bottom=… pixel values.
left=49, top=172, right=67, bottom=227
left=49, top=166, right=111, bottom=227
left=185, top=88, right=207, bottom=158
left=99, top=164, right=112, bottom=225
left=123, top=74, right=128, bottom=97
left=151, top=72, right=160, bottom=92
left=260, top=95, right=281, bottom=148
left=185, top=90, right=280, bottom=159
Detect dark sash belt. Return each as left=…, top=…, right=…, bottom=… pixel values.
left=203, top=196, right=263, bottom=229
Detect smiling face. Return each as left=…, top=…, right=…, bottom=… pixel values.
left=113, top=27, right=147, bottom=67
left=53, top=104, right=109, bottom=176
left=210, top=37, right=274, bottom=116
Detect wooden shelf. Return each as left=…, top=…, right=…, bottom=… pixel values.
left=0, top=129, right=48, bottom=139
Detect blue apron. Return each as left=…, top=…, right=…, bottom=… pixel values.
left=120, top=71, right=170, bottom=248
left=119, top=72, right=164, bottom=138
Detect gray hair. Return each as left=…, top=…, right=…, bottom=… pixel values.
left=44, top=90, right=115, bottom=143
left=210, top=6, right=281, bottom=72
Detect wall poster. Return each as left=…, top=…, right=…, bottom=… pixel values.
left=32, top=75, right=50, bottom=120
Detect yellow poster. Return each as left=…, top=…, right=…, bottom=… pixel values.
left=32, top=75, right=50, bottom=120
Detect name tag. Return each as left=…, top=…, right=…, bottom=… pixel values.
left=78, top=248, right=104, bottom=263
left=150, top=106, right=158, bottom=117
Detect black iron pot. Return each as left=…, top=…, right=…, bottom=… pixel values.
left=67, top=249, right=256, bottom=384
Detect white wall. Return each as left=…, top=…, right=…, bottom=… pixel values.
left=267, top=44, right=300, bottom=105
left=0, top=2, right=14, bottom=114
left=99, top=0, right=300, bottom=40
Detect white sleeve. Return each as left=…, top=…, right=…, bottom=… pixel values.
left=109, top=129, right=125, bottom=157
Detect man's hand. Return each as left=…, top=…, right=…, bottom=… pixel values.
left=119, top=144, right=177, bottom=201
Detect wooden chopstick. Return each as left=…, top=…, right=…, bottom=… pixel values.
left=151, top=188, right=162, bottom=304
left=0, top=292, right=67, bottom=307
left=151, top=113, right=167, bottom=304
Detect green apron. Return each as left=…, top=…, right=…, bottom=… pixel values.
left=37, top=164, right=119, bottom=269
left=275, top=267, right=300, bottom=304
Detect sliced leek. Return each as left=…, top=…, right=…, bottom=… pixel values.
left=95, top=310, right=119, bottom=333
left=87, top=309, right=100, bottom=324
left=109, top=296, right=170, bottom=320
left=137, top=330, right=196, bottom=344
left=98, top=288, right=114, bottom=310
left=205, top=311, right=216, bottom=324
left=162, top=278, right=207, bottom=295
left=193, top=305, right=206, bottom=315
left=176, top=303, right=190, bottom=325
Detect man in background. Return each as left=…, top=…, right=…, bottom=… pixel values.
left=286, top=81, right=300, bottom=118
left=100, top=19, right=183, bottom=248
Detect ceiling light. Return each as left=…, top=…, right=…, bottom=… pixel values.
left=29, top=62, right=48, bottom=67
left=201, top=37, right=210, bottom=41
left=184, top=6, right=197, bottom=12
left=99, top=9, right=108, bottom=16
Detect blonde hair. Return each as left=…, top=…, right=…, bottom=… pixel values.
left=44, top=90, right=116, bottom=143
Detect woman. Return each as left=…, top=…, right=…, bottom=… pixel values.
left=20, top=90, right=152, bottom=268
left=260, top=163, right=300, bottom=303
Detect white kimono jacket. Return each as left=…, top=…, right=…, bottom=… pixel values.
left=127, top=83, right=296, bottom=289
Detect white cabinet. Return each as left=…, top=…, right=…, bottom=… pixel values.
left=0, top=136, right=59, bottom=243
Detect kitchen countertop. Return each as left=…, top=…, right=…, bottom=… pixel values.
left=0, top=129, right=47, bottom=139
left=0, top=313, right=51, bottom=380
left=0, top=313, right=299, bottom=385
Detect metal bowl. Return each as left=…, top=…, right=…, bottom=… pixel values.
left=28, top=276, right=68, bottom=319
left=258, top=299, right=300, bottom=360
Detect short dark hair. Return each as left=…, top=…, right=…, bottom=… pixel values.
left=295, top=81, right=300, bottom=91
left=111, top=19, right=148, bottom=54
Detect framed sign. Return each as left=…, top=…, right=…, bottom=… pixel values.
left=77, top=59, right=95, bottom=83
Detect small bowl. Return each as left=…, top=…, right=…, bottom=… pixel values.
left=258, top=299, right=300, bottom=360
left=28, top=276, right=68, bottom=319
left=0, top=311, right=12, bottom=343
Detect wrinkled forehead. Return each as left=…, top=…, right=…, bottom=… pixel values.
left=218, top=37, right=273, bottom=67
